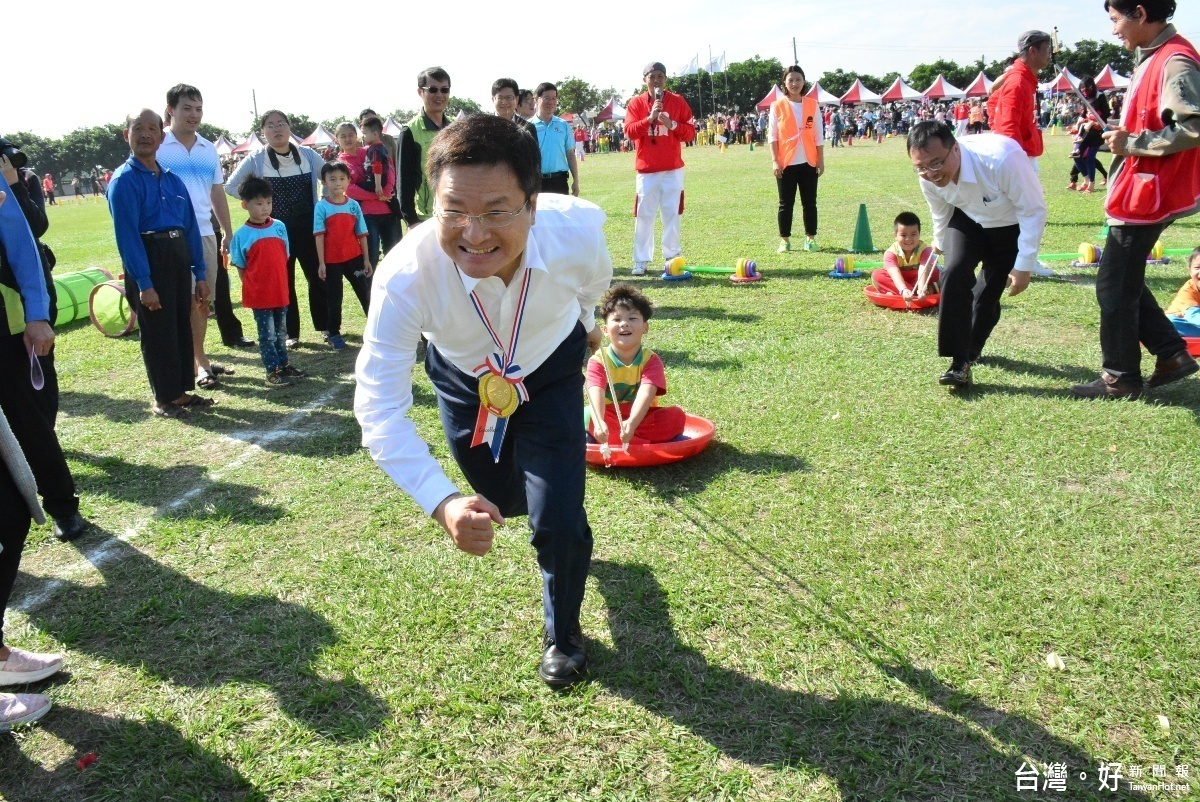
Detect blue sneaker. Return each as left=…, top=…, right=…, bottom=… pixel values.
left=329, top=335, right=346, bottom=351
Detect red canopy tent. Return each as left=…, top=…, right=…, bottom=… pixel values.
left=805, top=81, right=841, bottom=106
left=839, top=79, right=882, bottom=105
left=214, top=135, right=237, bottom=157
left=231, top=134, right=265, bottom=155
left=922, top=75, right=965, bottom=100
left=594, top=99, right=627, bottom=122
left=1040, top=67, right=1082, bottom=93
left=962, top=71, right=993, bottom=98
left=881, top=76, right=923, bottom=103
left=1094, top=64, right=1130, bottom=91
left=301, top=125, right=335, bottom=147
left=756, top=85, right=782, bottom=111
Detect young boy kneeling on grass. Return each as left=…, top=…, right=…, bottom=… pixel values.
left=871, top=211, right=941, bottom=301
left=229, top=177, right=307, bottom=387
left=586, top=283, right=685, bottom=446
left=1166, top=247, right=1200, bottom=336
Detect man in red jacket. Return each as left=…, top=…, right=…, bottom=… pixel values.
left=625, top=61, right=696, bottom=276
left=988, top=30, right=1052, bottom=164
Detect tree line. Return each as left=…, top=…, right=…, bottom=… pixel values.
left=8, top=41, right=1133, bottom=180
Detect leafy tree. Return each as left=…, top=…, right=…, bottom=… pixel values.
left=388, top=108, right=420, bottom=124
left=1057, top=38, right=1135, bottom=80
left=446, top=97, right=482, bottom=117
left=667, top=56, right=783, bottom=115
left=556, top=77, right=604, bottom=115
left=816, top=70, right=897, bottom=98
left=59, top=124, right=128, bottom=176
left=6, top=131, right=64, bottom=179
left=285, top=113, right=317, bottom=139
left=197, top=123, right=232, bottom=143
left=907, top=59, right=977, bottom=93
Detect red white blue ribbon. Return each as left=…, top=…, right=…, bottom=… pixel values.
left=467, top=268, right=532, bottom=461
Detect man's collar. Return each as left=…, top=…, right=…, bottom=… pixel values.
left=163, top=129, right=210, bottom=148
left=955, top=144, right=977, bottom=185
left=422, top=112, right=445, bottom=131
left=125, top=155, right=162, bottom=174
left=456, top=231, right=548, bottom=293
left=1143, top=23, right=1178, bottom=54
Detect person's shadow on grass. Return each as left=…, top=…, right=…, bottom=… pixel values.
left=18, top=534, right=388, bottom=741
left=589, top=560, right=1148, bottom=801
left=596, top=441, right=808, bottom=501
left=0, top=707, right=265, bottom=802
left=62, top=449, right=284, bottom=524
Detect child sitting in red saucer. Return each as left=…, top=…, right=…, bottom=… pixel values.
left=585, top=283, right=686, bottom=446
left=871, top=211, right=940, bottom=301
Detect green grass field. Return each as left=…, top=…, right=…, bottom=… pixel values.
left=2, top=133, right=1198, bottom=801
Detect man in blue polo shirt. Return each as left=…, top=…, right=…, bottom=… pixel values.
left=108, top=109, right=215, bottom=418
left=532, top=83, right=579, bottom=196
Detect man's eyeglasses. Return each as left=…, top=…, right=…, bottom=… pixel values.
left=912, top=151, right=952, bottom=176
left=422, top=86, right=451, bottom=94
left=435, top=200, right=529, bottom=229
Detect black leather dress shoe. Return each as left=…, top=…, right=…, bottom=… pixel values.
left=938, top=362, right=971, bottom=388
left=53, top=513, right=91, bottom=542
left=1147, top=349, right=1199, bottom=388
left=224, top=337, right=256, bottom=348
left=539, top=627, right=587, bottom=687
left=1070, top=373, right=1143, bottom=400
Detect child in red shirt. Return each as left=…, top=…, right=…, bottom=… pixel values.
left=313, top=162, right=371, bottom=351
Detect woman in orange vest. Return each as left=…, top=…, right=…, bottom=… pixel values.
left=769, top=66, right=825, bottom=253
left=1072, top=0, right=1200, bottom=398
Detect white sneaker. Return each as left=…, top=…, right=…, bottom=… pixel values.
left=631, top=263, right=647, bottom=276
left=1030, top=261, right=1056, bottom=278
left=0, top=693, right=51, bottom=732
left=0, top=647, right=64, bottom=685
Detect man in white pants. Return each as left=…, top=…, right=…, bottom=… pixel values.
left=624, top=62, right=696, bottom=275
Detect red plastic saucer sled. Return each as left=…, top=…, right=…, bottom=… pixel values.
left=1186, top=336, right=1200, bottom=357
left=586, top=414, right=715, bottom=468
left=864, top=285, right=940, bottom=311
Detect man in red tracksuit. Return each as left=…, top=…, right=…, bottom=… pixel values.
left=987, top=30, right=1052, bottom=164
left=624, top=61, right=696, bottom=276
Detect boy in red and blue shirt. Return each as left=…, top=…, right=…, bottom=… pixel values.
left=229, top=177, right=307, bottom=386
left=314, top=162, right=371, bottom=351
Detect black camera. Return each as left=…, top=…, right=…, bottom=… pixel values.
left=0, top=137, right=27, bottom=169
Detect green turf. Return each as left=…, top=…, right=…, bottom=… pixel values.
left=2, top=134, right=1197, bottom=801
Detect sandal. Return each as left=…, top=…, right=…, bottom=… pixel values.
left=197, top=370, right=219, bottom=390
left=173, top=394, right=218, bottom=409
left=207, top=363, right=235, bottom=376
left=152, top=404, right=188, bottom=419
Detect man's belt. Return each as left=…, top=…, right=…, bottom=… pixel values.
left=541, top=171, right=569, bottom=179
left=140, top=228, right=183, bottom=240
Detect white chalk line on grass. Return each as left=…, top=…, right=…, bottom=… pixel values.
left=12, top=379, right=354, bottom=615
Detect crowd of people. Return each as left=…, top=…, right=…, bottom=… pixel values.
left=1, top=0, right=1197, bottom=732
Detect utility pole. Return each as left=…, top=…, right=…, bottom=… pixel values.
left=793, top=37, right=798, bottom=67
left=252, top=90, right=259, bottom=124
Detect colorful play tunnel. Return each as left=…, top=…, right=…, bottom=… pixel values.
left=53, top=268, right=112, bottom=327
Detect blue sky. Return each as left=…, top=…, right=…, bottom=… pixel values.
left=8, top=0, right=1200, bottom=138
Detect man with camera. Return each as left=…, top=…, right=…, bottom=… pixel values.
left=0, top=137, right=89, bottom=542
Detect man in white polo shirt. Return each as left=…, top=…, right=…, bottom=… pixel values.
left=908, top=120, right=1047, bottom=388
left=157, top=84, right=249, bottom=390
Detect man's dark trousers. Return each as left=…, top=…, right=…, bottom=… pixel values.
left=1097, top=222, right=1186, bottom=381
left=425, top=323, right=592, bottom=655
left=938, top=208, right=1020, bottom=364
left=0, top=333, right=79, bottom=520
left=125, top=232, right=196, bottom=404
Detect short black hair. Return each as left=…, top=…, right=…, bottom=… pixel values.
left=894, top=211, right=921, bottom=230
left=600, top=283, right=653, bottom=321
left=1104, top=0, right=1175, bottom=23
left=1189, top=245, right=1200, bottom=265
left=535, top=82, right=557, bottom=98
left=361, top=116, right=383, bottom=134
left=418, top=66, right=450, bottom=88
left=258, top=109, right=289, bottom=130
left=320, top=161, right=351, bottom=181
left=426, top=114, right=540, bottom=201
left=907, top=120, right=955, bottom=154
left=518, top=89, right=534, bottom=106
left=492, top=78, right=519, bottom=97
left=166, top=84, right=202, bottom=109
left=238, top=175, right=272, bottom=201
left=358, top=108, right=378, bottom=121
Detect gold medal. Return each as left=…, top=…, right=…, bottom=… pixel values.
left=478, top=373, right=519, bottom=418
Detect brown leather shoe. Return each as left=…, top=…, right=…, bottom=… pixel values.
left=1070, top=373, right=1144, bottom=400
left=1146, top=349, right=1199, bottom=388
